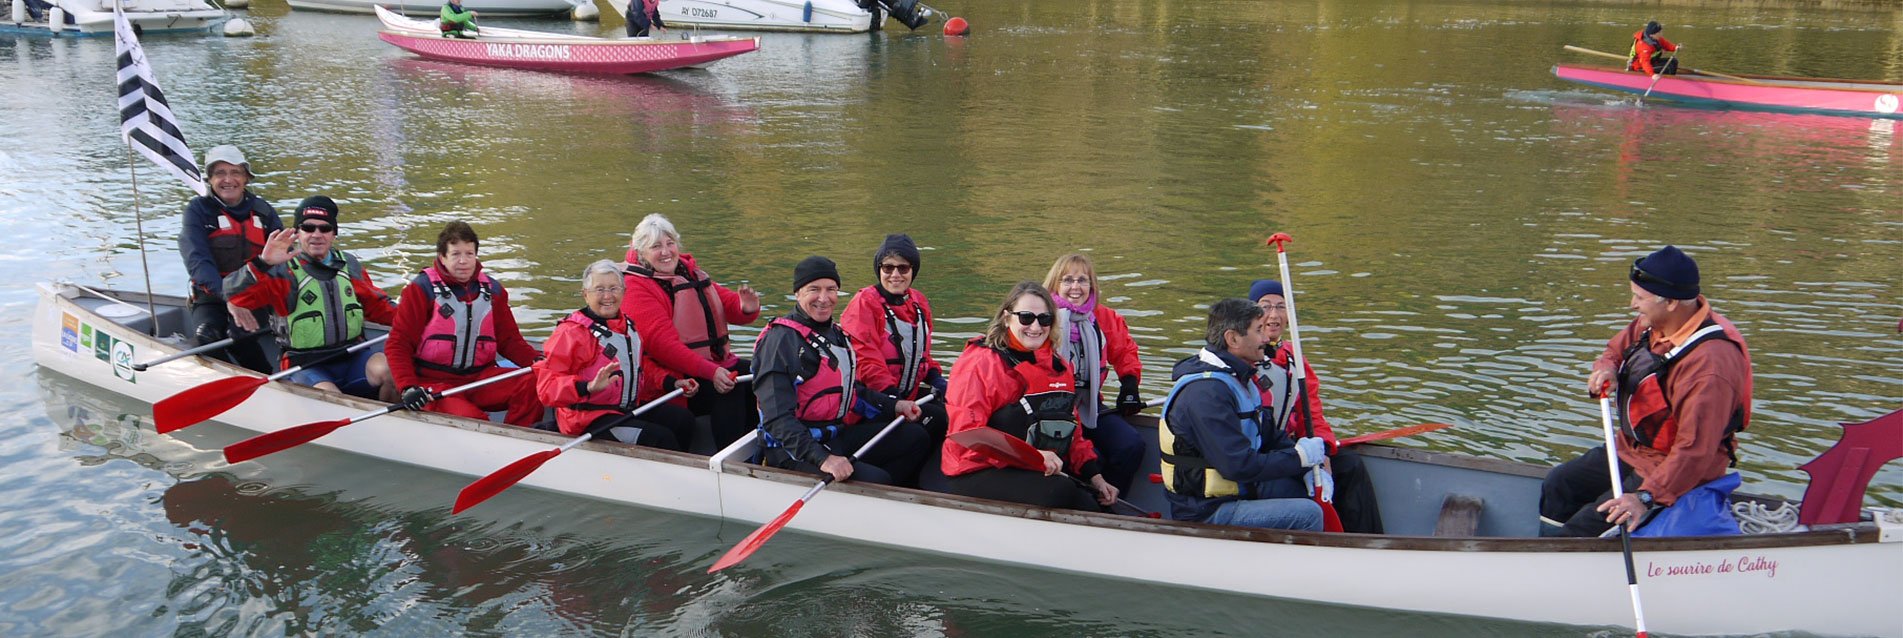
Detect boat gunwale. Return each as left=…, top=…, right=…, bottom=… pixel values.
left=42, top=282, right=1890, bottom=556
left=1555, top=63, right=1903, bottom=93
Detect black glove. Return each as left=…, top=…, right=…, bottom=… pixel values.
left=925, top=368, right=948, bottom=398
left=399, top=386, right=435, bottom=411
left=1116, top=375, right=1143, bottom=416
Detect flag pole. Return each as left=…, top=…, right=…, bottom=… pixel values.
left=124, top=142, right=159, bottom=335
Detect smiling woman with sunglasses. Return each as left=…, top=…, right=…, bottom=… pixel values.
left=1041, top=253, right=1147, bottom=497
left=840, top=234, right=950, bottom=460
left=941, top=281, right=1118, bottom=511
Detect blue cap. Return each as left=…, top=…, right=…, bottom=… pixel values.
left=1248, top=279, right=1284, bottom=303
left=1630, top=245, right=1700, bottom=300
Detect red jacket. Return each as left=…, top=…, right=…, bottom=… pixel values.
left=1264, top=341, right=1335, bottom=447
left=386, top=259, right=540, bottom=389
left=534, top=312, right=675, bottom=435
left=839, top=285, right=943, bottom=397
left=941, top=340, right=1099, bottom=477
left=619, top=250, right=760, bottom=381
left=1629, top=31, right=1678, bottom=75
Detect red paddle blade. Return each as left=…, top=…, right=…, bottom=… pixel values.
left=223, top=418, right=354, bottom=463
left=1339, top=422, right=1452, bottom=447
left=453, top=448, right=564, bottom=514
left=154, top=375, right=269, bottom=433
left=947, top=428, right=1044, bottom=471
left=708, top=499, right=806, bottom=573
left=1317, top=489, right=1344, bottom=532
left=1797, top=408, right=1903, bottom=525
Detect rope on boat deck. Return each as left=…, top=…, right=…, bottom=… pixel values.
left=1733, top=501, right=1800, bottom=534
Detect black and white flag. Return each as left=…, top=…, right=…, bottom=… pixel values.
left=114, top=5, right=205, bottom=196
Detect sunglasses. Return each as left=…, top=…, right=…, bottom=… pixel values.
left=1630, top=259, right=1694, bottom=293
left=1009, top=311, right=1055, bottom=327
left=299, top=223, right=335, bottom=234
left=879, top=263, right=913, bottom=275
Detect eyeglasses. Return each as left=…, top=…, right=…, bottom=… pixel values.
left=1009, top=311, right=1055, bottom=327
left=299, top=223, right=335, bottom=234
left=879, top=263, right=913, bottom=275
left=585, top=286, right=624, bottom=295
left=1258, top=303, right=1287, bottom=312
left=1630, top=259, right=1696, bottom=293
left=1059, top=276, right=1091, bottom=286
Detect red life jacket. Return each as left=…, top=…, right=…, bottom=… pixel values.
left=412, top=267, right=501, bottom=375
left=984, top=346, right=1080, bottom=456
left=879, top=290, right=932, bottom=399
left=1615, top=318, right=1751, bottom=461
left=563, top=310, right=643, bottom=412
left=207, top=207, right=268, bottom=278
left=625, top=262, right=734, bottom=365
left=762, top=317, right=857, bottom=424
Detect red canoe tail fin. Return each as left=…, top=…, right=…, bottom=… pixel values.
left=1796, top=407, right=1903, bottom=526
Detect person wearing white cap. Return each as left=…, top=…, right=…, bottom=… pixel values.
left=178, top=145, right=282, bottom=373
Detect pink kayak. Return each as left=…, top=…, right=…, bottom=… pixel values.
left=1553, top=63, right=1902, bottom=119
left=375, top=5, right=758, bottom=75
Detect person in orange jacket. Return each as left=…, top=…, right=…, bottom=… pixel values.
left=941, top=281, right=1118, bottom=511
left=534, top=260, right=700, bottom=450
left=1042, top=253, right=1147, bottom=495
left=840, top=234, right=949, bottom=447
left=1628, top=21, right=1680, bottom=77
left=385, top=221, right=544, bottom=427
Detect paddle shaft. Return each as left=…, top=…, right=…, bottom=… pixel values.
left=1599, top=397, right=1651, bottom=638
left=557, top=373, right=757, bottom=452
left=333, top=365, right=536, bottom=427
left=1268, top=234, right=1343, bottom=531
left=1562, top=44, right=1760, bottom=85
left=1641, top=51, right=1679, bottom=98
left=266, top=334, right=392, bottom=381
left=133, top=329, right=269, bottom=371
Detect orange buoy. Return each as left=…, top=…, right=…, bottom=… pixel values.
left=943, top=16, right=969, bottom=36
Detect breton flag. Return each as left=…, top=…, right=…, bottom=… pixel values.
left=114, top=4, right=206, bottom=196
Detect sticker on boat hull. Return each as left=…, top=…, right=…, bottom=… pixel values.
left=61, top=313, right=79, bottom=352
left=1878, top=94, right=1900, bottom=115
left=87, top=324, right=137, bottom=383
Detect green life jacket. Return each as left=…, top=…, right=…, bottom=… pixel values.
left=286, top=253, right=365, bottom=353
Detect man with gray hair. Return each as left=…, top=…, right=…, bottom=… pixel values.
left=1156, top=298, right=1325, bottom=531
left=178, top=144, right=281, bottom=373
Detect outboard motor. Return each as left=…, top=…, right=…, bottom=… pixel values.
left=879, top=0, right=933, bottom=30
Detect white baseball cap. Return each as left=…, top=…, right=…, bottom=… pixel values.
left=203, top=145, right=252, bottom=176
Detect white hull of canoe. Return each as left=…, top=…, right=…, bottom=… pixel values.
left=289, top=0, right=575, bottom=18
left=31, top=282, right=1902, bottom=637
left=656, top=0, right=871, bottom=33
left=2, top=0, right=223, bottom=36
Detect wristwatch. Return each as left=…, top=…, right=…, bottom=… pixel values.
left=1636, top=490, right=1656, bottom=507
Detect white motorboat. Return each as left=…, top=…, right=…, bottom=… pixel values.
left=30, top=281, right=1903, bottom=637
left=2, top=0, right=223, bottom=36
left=655, top=0, right=936, bottom=33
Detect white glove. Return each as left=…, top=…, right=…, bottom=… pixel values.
left=1305, top=467, right=1335, bottom=503
left=1293, top=436, right=1327, bottom=468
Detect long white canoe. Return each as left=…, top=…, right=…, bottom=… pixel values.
left=31, top=281, right=1902, bottom=637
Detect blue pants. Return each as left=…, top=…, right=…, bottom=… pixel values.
left=1081, top=410, right=1144, bottom=493
left=1207, top=498, right=1324, bottom=531
left=287, top=343, right=384, bottom=399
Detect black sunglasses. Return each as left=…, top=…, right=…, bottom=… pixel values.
left=299, top=223, right=336, bottom=234
left=1009, top=311, right=1055, bottom=327
left=879, top=263, right=913, bottom=275
left=1630, top=259, right=1694, bottom=293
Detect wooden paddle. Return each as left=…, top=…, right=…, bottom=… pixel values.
left=451, top=374, right=755, bottom=514
left=132, top=329, right=269, bottom=372
left=1598, top=396, right=1651, bottom=638
left=222, top=365, right=534, bottom=463
left=1266, top=232, right=1345, bottom=533
left=154, top=335, right=391, bottom=434
left=1562, top=45, right=1763, bottom=85
left=946, top=427, right=1159, bottom=518
left=707, top=395, right=935, bottom=573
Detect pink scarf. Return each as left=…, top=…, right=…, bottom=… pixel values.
left=1055, top=291, right=1097, bottom=343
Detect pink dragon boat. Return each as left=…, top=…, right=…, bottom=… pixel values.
left=374, top=5, right=758, bottom=75
left=1553, top=63, right=1902, bottom=119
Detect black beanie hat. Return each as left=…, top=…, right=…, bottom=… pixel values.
left=1645, top=21, right=1663, bottom=35
left=874, top=233, right=922, bottom=277
left=1631, top=245, right=1700, bottom=300
left=793, top=255, right=841, bottom=292
left=294, top=195, right=339, bottom=228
